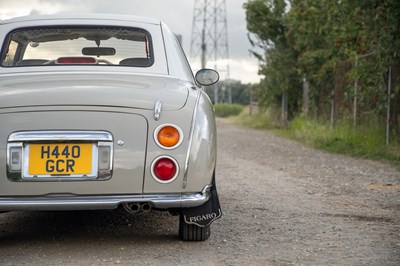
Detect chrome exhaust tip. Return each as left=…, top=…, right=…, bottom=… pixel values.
left=141, top=203, right=152, bottom=213
left=123, top=202, right=141, bottom=214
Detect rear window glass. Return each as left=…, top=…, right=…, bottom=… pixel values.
left=1, top=26, right=153, bottom=67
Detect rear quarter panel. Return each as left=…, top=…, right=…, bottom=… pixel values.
left=184, top=91, right=217, bottom=191
left=143, top=90, right=216, bottom=194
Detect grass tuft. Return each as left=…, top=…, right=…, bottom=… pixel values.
left=214, top=104, right=244, bottom=118
left=234, top=110, right=400, bottom=166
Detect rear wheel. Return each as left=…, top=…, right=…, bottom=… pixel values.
left=178, top=214, right=211, bottom=241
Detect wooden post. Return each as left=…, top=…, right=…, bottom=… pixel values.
left=386, top=66, right=392, bottom=145
left=302, top=79, right=309, bottom=117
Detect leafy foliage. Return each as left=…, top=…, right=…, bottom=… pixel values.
left=244, top=0, right=302, bottom=119
left=244, top=0, right=400, bottom=141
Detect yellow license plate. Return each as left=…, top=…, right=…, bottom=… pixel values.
left=29, top=143, right=93, bottom=175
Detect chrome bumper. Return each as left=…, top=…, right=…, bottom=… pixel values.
left=0, top=188, right=211, bottom=211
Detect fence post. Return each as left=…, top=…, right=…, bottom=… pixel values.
left=353, top=55, right=358, bottom=128
left=281, top=90, right=288, bottom=126
left=386, top=66, right=392, bottom=145
left=302, top=79, right=309, bottom=117
left=353, top=52, right=375, bottom=128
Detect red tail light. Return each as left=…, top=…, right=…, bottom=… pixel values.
left=56, top=57, right=96, bottom=64
left=151, top=156, right=179, bottom=183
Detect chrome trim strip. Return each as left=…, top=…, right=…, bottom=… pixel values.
left=182, top=91, right=201, bottom=188
left=8, top=131, right=113, bottom=142
left=154, top=99, right=162, bottom=121
left=0, top=191, right=210, bottom=211
left=201, top=184, right=212, bottom=194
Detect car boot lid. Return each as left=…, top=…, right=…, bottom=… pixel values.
left=0, top=72, right=189, bottom=111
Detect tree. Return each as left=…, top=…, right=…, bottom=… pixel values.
left=244, top=0, right=302, bottom=124
left=244, top=0, right=400, bottom=141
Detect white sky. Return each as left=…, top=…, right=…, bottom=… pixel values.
left=0, top=0, right=261, bottom=83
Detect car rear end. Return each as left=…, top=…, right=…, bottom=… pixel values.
left=0, top=14, right=221, bottom=241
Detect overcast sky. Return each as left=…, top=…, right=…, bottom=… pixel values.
left=0, top=0, right=260, bottom=83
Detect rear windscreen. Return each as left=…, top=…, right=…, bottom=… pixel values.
left=1, top=26, right=153, bottom=67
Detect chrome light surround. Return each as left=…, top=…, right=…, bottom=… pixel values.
left=150, top=155, right=180, bottom=184
left=6, top=131, right=114, bottom=182
left=153, top=124, right=184, bottom=150
left=7, top=143, right=23, bottom=175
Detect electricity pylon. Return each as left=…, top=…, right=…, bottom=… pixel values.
left=190, top=0, right=231, bottom=104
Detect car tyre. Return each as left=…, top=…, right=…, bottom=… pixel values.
left=179, top=214, right=211, bottom=241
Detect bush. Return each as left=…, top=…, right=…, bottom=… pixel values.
left=214, top=104, right=243, bottom=118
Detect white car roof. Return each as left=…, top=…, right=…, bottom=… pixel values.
left=0, top=13, right=161, bottom=26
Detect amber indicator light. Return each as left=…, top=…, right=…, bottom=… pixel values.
left=157, top=126, right=181, bottom=148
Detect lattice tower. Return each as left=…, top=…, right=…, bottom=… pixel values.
left=190, top=0, right=230, bottom=84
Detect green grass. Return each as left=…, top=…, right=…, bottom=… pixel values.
left=214, top=104, right=244, bottom=118
left=234, top=109, right=400, bottom=166
left=233, top=107, right=275, bottom=129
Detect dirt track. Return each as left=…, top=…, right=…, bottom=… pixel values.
left=1, top=118, right=399, bottom=265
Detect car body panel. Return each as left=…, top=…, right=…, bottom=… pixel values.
left=0, top=111, right=147, bottom=195
left=0, top=14, right=218, bottom=212
left=184, top=91, right=217, bottom=191
left=0, top=72, right=189, bottom=111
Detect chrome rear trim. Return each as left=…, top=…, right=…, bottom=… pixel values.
left=8, top=131, right=113, bottom=142
left=0, top=190, right=210, bottom=211
left=153, top=99, right=162, bottom=121
left=6, top=131, right=114, bottom=182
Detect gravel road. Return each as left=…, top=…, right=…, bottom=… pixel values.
left=0, top=118, right=399, bottom=265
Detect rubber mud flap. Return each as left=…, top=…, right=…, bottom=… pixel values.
left=182, top=185, right=222, bottom=227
